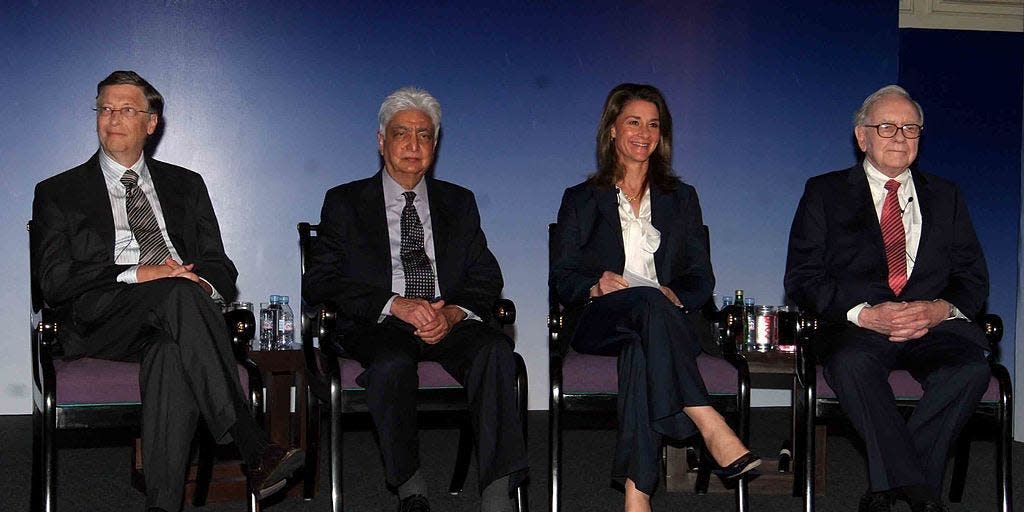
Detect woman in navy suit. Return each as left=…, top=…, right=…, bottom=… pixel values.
left=551, top=83, right=759, bottom=511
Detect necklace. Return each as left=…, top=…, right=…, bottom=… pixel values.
left=620, top=187, right=643, bottom=203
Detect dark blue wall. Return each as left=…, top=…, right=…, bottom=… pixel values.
left=898, top=28, right=1023, bottom=371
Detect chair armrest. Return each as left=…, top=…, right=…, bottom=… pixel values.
left=493, top=298, right=516, bottom=325
left=302, top=301, right=338, bottom=404
left=793, top=313, right=820, bottom=389
left=223, top=308, right=255, bottom=359
left=978, top=313, right=1002, bottom=347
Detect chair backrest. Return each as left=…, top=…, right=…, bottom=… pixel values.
left=298, top=222, right=318, bottom=280
left=27, top=220, right=44, bottom=314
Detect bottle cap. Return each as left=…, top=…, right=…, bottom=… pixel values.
left=280, top=295, right=290, bottom=304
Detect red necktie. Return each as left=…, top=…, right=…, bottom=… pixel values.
left=880, top=179, right=907, bottom=295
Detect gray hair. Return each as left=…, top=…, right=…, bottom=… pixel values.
left=853, top=84, right=924, bottom=127
left=378, top=86, right=441, bottom=141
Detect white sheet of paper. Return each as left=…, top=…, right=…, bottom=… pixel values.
left=623, top=269, right=660, bottom=289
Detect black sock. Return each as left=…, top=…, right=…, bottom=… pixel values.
left=229, top=415, right=271, bottom=467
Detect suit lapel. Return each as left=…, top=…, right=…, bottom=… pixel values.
left=649, top=186, right=673, bottom=281
left=359, top=173, right=392, bottom=289
left=146, top=159, right=185, bottom=249
left=594, top=186, right=625, bottom=269
left=79, top=153, right=117, bottom=254
left=426, top=179, right=451, bottom=295
left=906, top=170, right=933, bottom=286
left=847, top=165, right=886, bottom=262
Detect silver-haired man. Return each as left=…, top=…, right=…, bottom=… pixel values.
left=303, top=87, right=528, bottom=512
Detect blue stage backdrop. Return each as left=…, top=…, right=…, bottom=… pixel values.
left=898, top=27, right=1023, bottom=375
left=1, top=0, right=942, bottom=413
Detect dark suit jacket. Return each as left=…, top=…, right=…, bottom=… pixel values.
left=550, top=178, right=715, bottom=318
left=32, top=152, right=239, bottom=345
left=784, top=163, right=989, bottom=348
left=302, top=171, right=503, bottom=329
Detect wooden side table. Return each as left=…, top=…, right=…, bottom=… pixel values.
left=665, top=350, right=826, bottom=496
left=131, top=348, right=316, bottom=503
left=248, top=348, right=317, bottom=498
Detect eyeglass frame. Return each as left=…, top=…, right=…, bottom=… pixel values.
left=92, top=106, right=156, bottom=118
left=861, top=123, right=923, bottom=139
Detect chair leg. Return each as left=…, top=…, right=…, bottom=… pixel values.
left=192, top=425, right=215, bottom=507
left=948, top=432, right=970, bottom=503
left=549, top=395, right=562, bottom=512
left=36, top=402, right=57, bottom=512
left=303, top=387, right=321, bottom=500
left=448, top=420, right=473, bottom=495
left=997, top=389, right=1013, bottom=512
left=694, top=441, right=711, bottom=495
left=803, top=383, right=816, bottom=512
left=515, top=481, right=529, bottom=512
left=331, top=381, right=343, bottom=512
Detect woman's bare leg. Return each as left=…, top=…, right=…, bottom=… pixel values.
left=684, top=405, right=749, bottom=466
left=624, top=478, right=652, bottom=512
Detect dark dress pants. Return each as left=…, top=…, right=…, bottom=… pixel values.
left=820, top=321, right=990, bottom=494
left=570, top=287, right=709, bottom=495
left=340, top=317, right=529, bottom=494
left=66, top=279, right=251, bottom=512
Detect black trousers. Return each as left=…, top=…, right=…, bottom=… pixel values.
left=570, top=287, right=709, bottom=495
left=339, top=317, right=528, bottom=494
left=66, top=279, right=253, bottom=512
left=820, top=321, right=990, bottom=494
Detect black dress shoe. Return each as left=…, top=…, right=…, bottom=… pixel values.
left=712, top=451, right=762, bottom=480
left=858, top=491, right=894, bottom=512
left=398, top=494, right=430, bottom=512
left=248, top=444, right=306, bottom=499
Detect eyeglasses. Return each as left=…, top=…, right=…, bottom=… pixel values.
left=93, top=106, right=154, bottom=118
left=862, top=123, right=923, bottom=139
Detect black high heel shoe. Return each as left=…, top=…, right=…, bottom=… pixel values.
left=712, top=451, right=762, bottom=480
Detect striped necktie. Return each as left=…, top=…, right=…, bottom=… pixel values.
left=121, top=169, right=172, bottom=265
left=880, top=179, right=907, bottom=295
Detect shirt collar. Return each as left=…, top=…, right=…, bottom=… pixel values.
left=381, top=169, right=428, bottom=204
left=863, top=159, right=911, bottom=188
left=99, top=148, right=148, bottom=184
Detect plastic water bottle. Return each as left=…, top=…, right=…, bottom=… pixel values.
left=259, top=295, right=281, bottom=351
left=277, top=295, right=296, bottom=349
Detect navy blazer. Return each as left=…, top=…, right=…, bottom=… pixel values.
left=784, top=163, right=989, bottom=347
left=302, top=171, right=503, bottom=328
left=550, top=179, right=714, bottom=313
left=32, top=152, right=239, bottom=311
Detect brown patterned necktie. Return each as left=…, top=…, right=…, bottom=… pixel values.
left=121, top=169, right=172, bottom=265
left=880, top=179, right=907, bottom=295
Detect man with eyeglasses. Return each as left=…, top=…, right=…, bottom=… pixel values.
left=32, top=70, right=303, bottom=512
left=784, top=85, right=990, bottom=512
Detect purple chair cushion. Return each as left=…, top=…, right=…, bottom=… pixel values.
left=338, top=357, right=461, bottom=390
left=815, top=366, right=1000, bottom=402
left=561, top=350, right=738, bottom=395
left=55, top=358, right=251, bottom=406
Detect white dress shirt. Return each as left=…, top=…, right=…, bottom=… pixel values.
left=616, top=187, right=661, bottom=285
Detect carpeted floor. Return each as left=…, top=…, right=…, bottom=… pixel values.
left=2, top=409, right=1020, bottom=511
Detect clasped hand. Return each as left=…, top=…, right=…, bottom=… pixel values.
left=390, top=296, right=466, bottom=344
left=137, top=258, right=213, bottom=295
left=858, top=300, right=949, bottom=342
